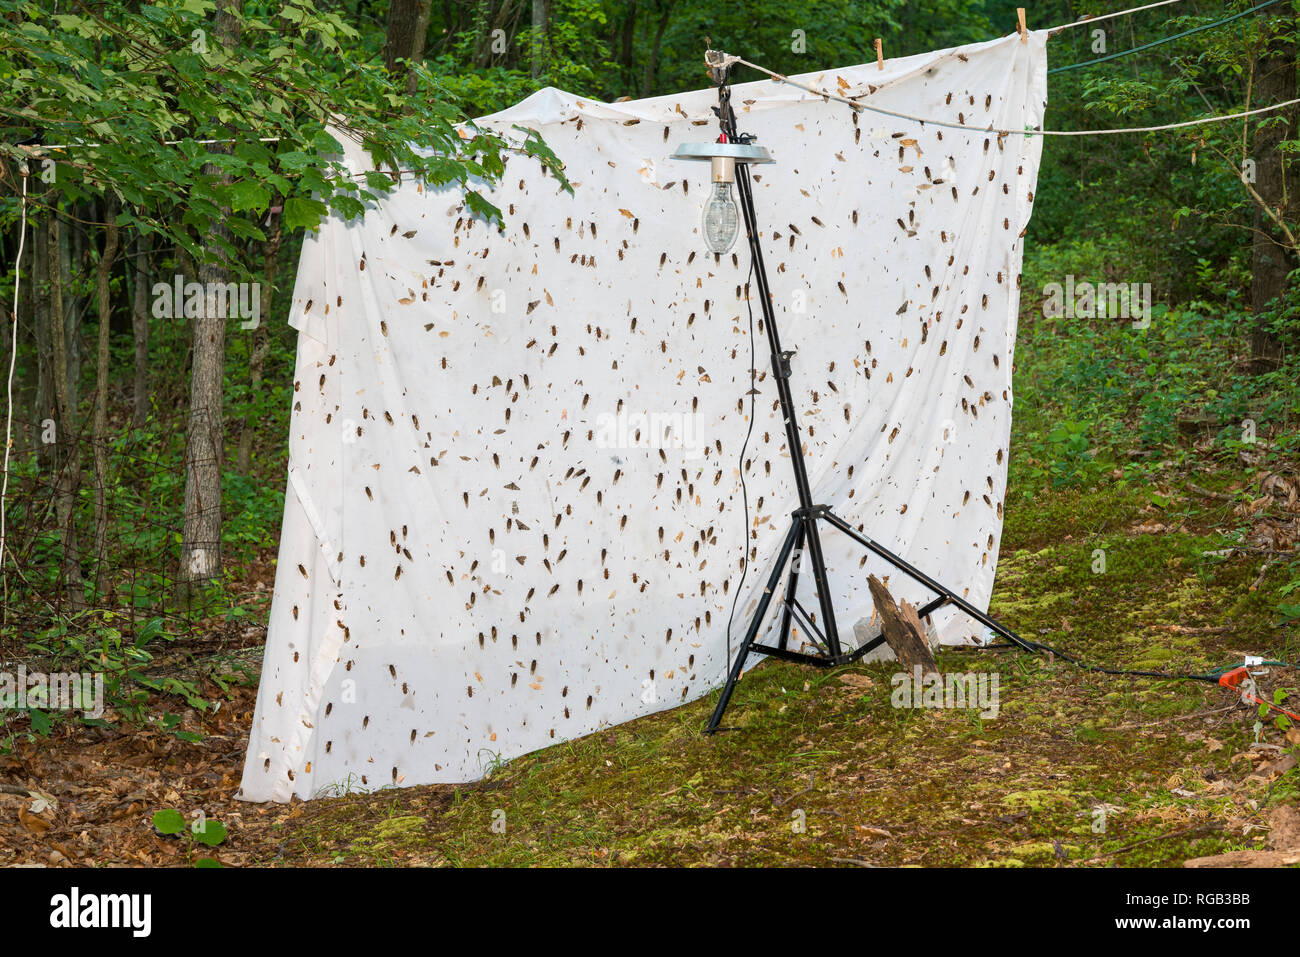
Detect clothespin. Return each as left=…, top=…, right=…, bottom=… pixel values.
left=1016, top=8, right=1027, bottom=43
left=874, top=38, right=883, bottom=71
left=704, top=47, right=738, bottom=84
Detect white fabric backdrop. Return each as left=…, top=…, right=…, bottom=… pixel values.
left=238, top=32, right=1047, bottom=802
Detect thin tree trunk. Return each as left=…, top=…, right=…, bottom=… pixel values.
left=13, top=204, right=38, bottom=459
left=92, top=203, right=120, bottom=596
left=47, top=212, right=85, bottom=612
left=531, top=0, right=547, bottom=78
left=405, top=1, right=433, bottom=95
left=33, top=213, right=54, bottom=471
left=131, top=231, right=150, bottom=428
left=236, top=218, right=281, bottom=476
left=181, top=0, right=241, bottom=589
left=641, top=1, right=673, bottom=98
left=475, top=0, right=510, bottom=68
left=619, top=1, right=638, bottom=92
left=1249, top=16, right=1297, bottom=372
left=59, top=209, right=81, bottom=413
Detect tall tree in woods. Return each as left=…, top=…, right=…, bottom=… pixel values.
left=236, top=214, right=281, bottom=477
left=92, top=200, right=120, bottom=596
left=531, top=0, right=548, bottom=78
left=130, top=233, right=150, bottom=430
left=45, top=213, right=85, bottom=611
left=181, top=0, right=242, bottom=588
left=384, top=0, right=434, bottom=95
left=639, top=0, right=673, bottom=97
left=1248, top=11, right=1298, bottom=372
left=31, top=209, right=53, bottom=474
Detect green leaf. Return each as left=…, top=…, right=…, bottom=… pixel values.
left=193, top=820, right=228, bottom=846
left=311, top=129, right=342, bottom=154
left=463, top=189, right=502, bottom=225
left=153, top=808, right=186, bottom=835
left=283, top=196, right=327, bottom=231
left=228, top=180, right=270, bottom=213
left=27, top=709, right=53, bottom=736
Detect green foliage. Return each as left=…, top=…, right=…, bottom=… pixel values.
left=1029, top=4, right=1297, bottom=307
left=1256, top=686, right=1295, bottom=734
left=153, top=807, right=228, bottom=866
left=1278, top=573, right=1300, bottom=627
left=1014, top=236, right=1300, bottom=505
left=9, top=610, right=209, bottom=733
left=151, top=808, right=186, bottom=834
left=0, top=0, right=569, bottom=264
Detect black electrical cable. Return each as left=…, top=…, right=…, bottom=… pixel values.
left=724, top=255, right=759, bottom=674
left=973, top=634, right=1224, bottom=684
left=1024, top=640, right=1220, bottom=682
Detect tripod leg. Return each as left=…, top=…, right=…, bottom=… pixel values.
left=777, top=520, right=807, bottom=651
left=801, top=516, right=841, bottom=655
left=705, top=517, right=803, bottom=733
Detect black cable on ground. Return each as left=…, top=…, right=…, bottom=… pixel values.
left=965, top=636, right=1300, bottom=685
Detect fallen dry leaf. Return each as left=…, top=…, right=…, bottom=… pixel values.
left=18, top=805, right=52, bottom=835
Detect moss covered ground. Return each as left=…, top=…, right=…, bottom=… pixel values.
left=255, top=470, right=1297, bottom=867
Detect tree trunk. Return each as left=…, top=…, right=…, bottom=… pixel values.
left=475, top=0, right=510, bottom=68
left=1249, top=17, right=1298, bottom=372
left=32, top=213, right=54, bottom=471
left=92, top=203, right=120, bottom=596
left=619, top=1, right=638, bottom=92
left=530, top=0, right=547, bottom=78
left=58, top=207, right=81, bottom=413
left=641, top=1, right=673, bottom=98
left=13, top=199, right=38, bottom=460
left=130, top=231, right=150, bottom=429
left=236, top=218, right=281, bottom=476
left=384, top=0, right=433, bottom=95
left=181, top=0, right=241, bottom=589
left=47, top=212, right=85, bottom=612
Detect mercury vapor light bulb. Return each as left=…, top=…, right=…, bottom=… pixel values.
left=702, top=155, right=740, bottom=254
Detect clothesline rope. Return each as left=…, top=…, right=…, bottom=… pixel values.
left=730, top=54, right=1300, bottom=137
left=1046, top=0, right=1188, bottom=34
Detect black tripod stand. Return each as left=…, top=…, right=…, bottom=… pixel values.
left=704, top=60, right=1034, bottom=733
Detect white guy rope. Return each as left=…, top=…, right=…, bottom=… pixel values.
left=1047, top=0, right=1188, bottom=34
left=730, top=55, right=1300, bottom=137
